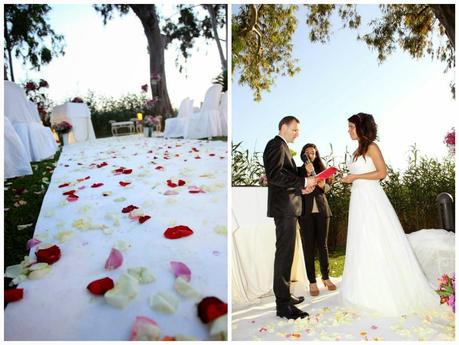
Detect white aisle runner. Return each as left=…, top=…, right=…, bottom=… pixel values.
left=232, top=279, right=455, bottom=341
left=5, top=135, right=227, bottom=340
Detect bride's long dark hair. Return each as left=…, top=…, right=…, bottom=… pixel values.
left=348, top=113, right=377, bottom=161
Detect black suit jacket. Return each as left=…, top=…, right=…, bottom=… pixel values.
left=263, top=136, right=305, bottom=218
left=298, top=165, right=332, bottom=217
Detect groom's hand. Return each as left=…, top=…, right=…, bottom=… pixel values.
left=302, top=185, right=315, bottom=194
left=306, top=176, right=317, bottom=187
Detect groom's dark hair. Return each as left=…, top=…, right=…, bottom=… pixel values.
left=278, top=116, right=300, bottom=130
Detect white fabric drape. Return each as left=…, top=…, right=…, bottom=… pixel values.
left=219, top=92, right=228, bottom=136
left=4, top=117, right=33, bottom=179
left=232, top=187, right=306, bottom=305
left=4, top=81, right=58, bottom=162
left=163, top=97, right=193, bottom=138
left=184, top=84, right=223, bottom=139
left=50, top=102, right=96, bottom=143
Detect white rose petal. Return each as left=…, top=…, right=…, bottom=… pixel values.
left=149, top=292, right=179, bottom=314
left=105, top=273, right=139, bottom=309
left=28, top=266, right=52, bottom=280
left=128, top=267, right=155, bottom=284
left=174, top=276, right=200, bottom=299
left=210, top=314, right=228, bottom=340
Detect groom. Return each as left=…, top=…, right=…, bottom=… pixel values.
left=263, top=116, right=316, bottom=320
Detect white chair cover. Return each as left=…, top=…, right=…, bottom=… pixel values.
left=219, top=92, right=228, bottom=136
left=50, top=102, right=96, bottom=143
left=4, top=117, right=33, bottom=179
left=4, top=81, right=58, bottom=162
left=163, top=97, right=193, bottom=138
left=184, top=84, right=223, bottom=139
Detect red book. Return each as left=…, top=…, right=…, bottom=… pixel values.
left=316, top=167, right=338, bottom=180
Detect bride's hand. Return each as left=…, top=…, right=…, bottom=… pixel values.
left=341, top=174, right=355, bottom=184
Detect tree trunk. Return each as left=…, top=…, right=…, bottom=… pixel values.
left=430, top=4, right=455, bottom=49
left=205, top=5, right=227, bottom=71
left=130, top=4, right=174, bottom=120
left=4, top=13, right=15, bottom=81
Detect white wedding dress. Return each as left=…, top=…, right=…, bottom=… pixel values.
left=340, top=155, right=446, bottom=317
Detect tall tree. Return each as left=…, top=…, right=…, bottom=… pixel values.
left=4, top=4, right=65, bottom=82
left=94, top=4, right=227, bottom=118
left=233, top=4, right=455, bottom=101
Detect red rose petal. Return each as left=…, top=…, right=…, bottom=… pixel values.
left=195, top=156, right=201, bottom=159
left=91, top=183, right=104, bottom=188
left=155, top=166, right=164, bottom=171
left=167, top=180, right=178, bottom=188
left=119, top=181, right=131, bottom=187
left=123, top=169, right=133, bottom=174
left=209, top=153, right=216, bottom=156
left=139, top=215, right=151, bottom=224
left=192, top=147, right=199, bottom=152
left=67, top=195, right=79, bottom=202
left=197, top=297, right=228, bottom=324
left=177, top=179, right=186, bottom=186
left=164, top=225, right=194, bottom=239
left=58, top=183, right=70, bottom=188
left=36, top=245, right=61, bottom=264
left=63, top=190, right=77, bottom=196
left=87, top=277, right=114, bottom=295
left=97, top=162, right=108, bottom=168
left=122, top=205, right=139, bottom=213
left=5, top=289, right=24, bottom=303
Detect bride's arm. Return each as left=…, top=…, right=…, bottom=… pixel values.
left=342, top=143, right=387, bottom=183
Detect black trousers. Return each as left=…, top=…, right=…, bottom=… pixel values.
left=273, top=216, right=297, bottom=307
left=298, top=213, right=330, bottom=284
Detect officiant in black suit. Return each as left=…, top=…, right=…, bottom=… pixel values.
left=263, top=116, right=316, bottom=320
left=298, top=143, right=336, bottom=297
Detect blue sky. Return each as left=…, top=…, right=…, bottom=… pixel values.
left=10, top=4, right=225, bottom=110
left=232, top=5, right=455, bottom=171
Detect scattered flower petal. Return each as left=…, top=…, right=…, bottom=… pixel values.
left=175, top=276, right=200, bottom=299
left=5, top=289, right=24, bottom=303
left=122, top=205, right=139, bottom=213
left=130, top=316, right=160, bottom=341
left=139, top=215, right=151, bottom=224
left=119, top=181, right=131, bottom=187
left=150, top=292, right=179, bottom=314
left=128, top=267, right=155, bottom=284
left=164, top=225, right=194, bottom=239
left=36, top=245, right=61, bottom=264
left=197, top=296, right=228, bottom=324
left=91, top=183, right=104, bottom=188
left=28, top=265, right=52, bottom=280
left=26, top=238, right=41, bottom=250
left=104, top=273, right=139, bottom=308
left=105, top=248, right=123, bottom=270
left=170, top=261, right=191, bottom=282
left=164, top=190, right=179, bottom=196
left=87, top=277, right=115, bottom=295
left=210, top=314, right=228, bottom=341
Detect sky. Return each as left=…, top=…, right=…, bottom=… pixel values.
left=232, top=5, right=456, bottom=171
left=9, top=4, right=225, bottom=110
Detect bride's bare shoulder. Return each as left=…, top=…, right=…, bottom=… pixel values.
left=368, top=142, right=384, bottom=159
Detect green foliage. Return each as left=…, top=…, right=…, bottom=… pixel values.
left=4, top=151, right=60, bottom=275
left=4, top=4, right=65, bottom=79
left=232, top=5, right=301, bottom=101
left=233, top=4, right=455, bottom=100
left=83, top=92, right=176, bottom=138
left=232, top=142, right=265, bottom=186
left=213, top=69, right=228, bottom=92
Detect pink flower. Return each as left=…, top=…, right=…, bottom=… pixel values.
left=105, top=248, right=123, bottom=270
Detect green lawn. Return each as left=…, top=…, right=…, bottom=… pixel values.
left=4, top=151, right=61, bottom=285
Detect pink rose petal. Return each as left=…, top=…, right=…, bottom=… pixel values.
left=130, top=316, right=159, bottom=341
left=164, top=190, right=179, bottom=196
left=188, top=186, right=205, bottom=194
left=67, top=195, right=79, bottom=202
left=105, top=248, right=123, bottom=270
left=170, top=261, right=191, bottom=282
left=26, top=238, right=41, bottom=250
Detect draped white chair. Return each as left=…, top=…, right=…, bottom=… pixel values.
left=4, top=81, right=58, bottom=162
left=50, top=102, right=96, bottom=143
left=4, top=117, right=33, bottom=179
left=163, top=97, right=193, bottom=138
left=219, top=91, right=228, bottom=136
left=184, top=84, right=223, bottom=139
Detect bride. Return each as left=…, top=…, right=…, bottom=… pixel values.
left=339, top=112, right=444, bottom=316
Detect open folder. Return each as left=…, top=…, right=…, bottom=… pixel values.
left=316, top=166, right=338, bottom=180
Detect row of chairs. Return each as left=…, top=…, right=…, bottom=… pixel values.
left=164, top=84, right=227, bottom=139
